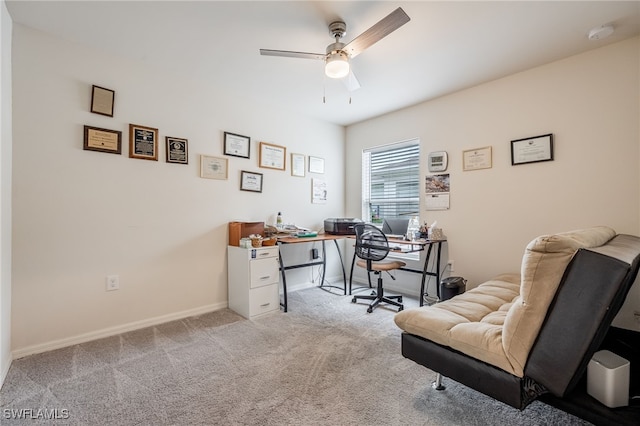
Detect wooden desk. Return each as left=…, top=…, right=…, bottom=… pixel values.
left=277, top=234, right=347, bottom=312
left=349, top=237, right=446, bottom=307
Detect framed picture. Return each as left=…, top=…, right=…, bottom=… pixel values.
left=511, top=134, right=554, bottom=165
left=240, top=170, right=263, bottom=192
left=312, top=178, right=327, bottom=204
left=308, top=156, right=325, bottom=174
left=200, top=155, right=228, bottom=180
left=291, top=153, right=305, bottom=177
left=90, top=85, right=115, bottom=117
left=224, top=132, right=250, bottom=159
left=462, top=146, right=492, bottom=171
left=259, top=142, right=286, bottom=170
left=83, top=125, right=122, bottom=154
left=129, top=124, right=158, bottom=161
left=166, top=137, right=188, bottom=164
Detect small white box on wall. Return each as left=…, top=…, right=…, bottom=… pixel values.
left=587, top=350, right=630, bottom=408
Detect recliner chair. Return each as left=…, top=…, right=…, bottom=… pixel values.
left=351, top=223, right=405, bottom=313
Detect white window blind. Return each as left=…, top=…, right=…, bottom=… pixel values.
left=362, top=140, right=420, bottom=224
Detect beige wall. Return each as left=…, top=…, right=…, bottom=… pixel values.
left=346, top=37, right=640, bottom=330
left=11, top=25, right=346, bottom=356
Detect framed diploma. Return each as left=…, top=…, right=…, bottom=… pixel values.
left=240, top=170, right=263, bottom=192
left=291, top=153, right=305, bottom=177
left=166, top=137, right=188, bottom=164
left=90, top=85, right=115, bottom=117
left=224, top=132, right=250, bottom=159
left=259, top=142, right=286, bottom=170
left=200, top=155, right=228, bottom=180
left=462, top=146, right=492, bottom=171
left=83, top=125, right=122, bottom=154
left=511, top=134, right=554, bottom=165
left=308, top=156, right=325, bottom=174
left=129, top=124, right=158, bottom=161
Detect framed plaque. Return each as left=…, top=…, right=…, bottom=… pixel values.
left=291, top=153, right=305, bottom=177
left=308, top=156, right=325, bottom=174
left=224, top=132, right=250, bottom=159
left=83, top=125, right=122, bottom=154
left=462, top=146, right=492, bottom=171
left=200, top=155, right=228, bottom=180
left=240, top=170, right=263, bottom=192
left=259, top=142, right=286, bottom=170
left=166, top=137, right=188, bottom=164
left=90, top=85, right=115, bottom=117
left=511, top=134, right=554, bottom=165
left=129, top=124, right=158, bottom=161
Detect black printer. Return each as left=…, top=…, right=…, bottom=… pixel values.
left=324, top=218, right=363, bottom=235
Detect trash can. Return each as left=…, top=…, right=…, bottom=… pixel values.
left=440, top=276, right=466, bottom=301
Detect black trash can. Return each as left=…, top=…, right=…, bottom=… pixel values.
left=440, top=276, right=466, bottom=301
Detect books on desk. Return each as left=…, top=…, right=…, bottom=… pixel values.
left=295, top=231, right=318, bottom=238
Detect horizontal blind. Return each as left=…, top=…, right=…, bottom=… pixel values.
left=363, top=140, right=420, bottom=222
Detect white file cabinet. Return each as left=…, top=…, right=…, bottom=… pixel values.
left=228, top=245, right=280, bottom=319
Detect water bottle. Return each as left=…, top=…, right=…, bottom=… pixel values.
left=276, top=212, right=283, bottom=229
left=406, top=216, right=419, bottom=241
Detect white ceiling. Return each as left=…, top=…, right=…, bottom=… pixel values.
left=6, top=1, right=640, bottom=126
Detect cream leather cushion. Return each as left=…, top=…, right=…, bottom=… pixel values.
left=502, top=226, right=616, bottom=375
left=394, top=226, right=617, bottom=377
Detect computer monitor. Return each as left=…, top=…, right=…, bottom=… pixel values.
left=382, top=218, right=409, bottom=238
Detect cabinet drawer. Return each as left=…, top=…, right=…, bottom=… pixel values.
left=249, top=284, right=279, bottom=317
left=250, top=257, right=279, bottom=288
left=250, top=246, right=279, bottom=259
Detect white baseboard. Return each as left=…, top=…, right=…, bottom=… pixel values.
left=12, top=301, right=227, bottom=359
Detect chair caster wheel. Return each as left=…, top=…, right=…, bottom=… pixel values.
left=351, top=298, right=357, bottom=303
left=367, top=307, right=373, bottom=313
left=398, top=297, right=403, bottom=303
left=398, top=306, right=404, bottom=312
left=370, top=291, right=376, bottom=296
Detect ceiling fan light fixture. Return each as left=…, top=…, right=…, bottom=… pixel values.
left=325, top=51, right=350, bottom=79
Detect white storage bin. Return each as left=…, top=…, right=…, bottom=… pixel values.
left=587, top=350, right=630, bottom=408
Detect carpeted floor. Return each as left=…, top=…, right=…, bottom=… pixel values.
left=0, top=287, right=591, bottom=425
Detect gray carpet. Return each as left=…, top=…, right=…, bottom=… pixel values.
left=0, top=287, right=591, bottom=425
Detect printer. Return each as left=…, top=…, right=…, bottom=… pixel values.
left=324, top=218, right=363, bottom=235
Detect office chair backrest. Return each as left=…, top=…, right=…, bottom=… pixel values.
left=354, top=223, right=390, bottom=263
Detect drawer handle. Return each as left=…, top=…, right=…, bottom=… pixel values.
left=260, top=303, right=271, bottom=307
left=259, top=276, right=271, bottom=281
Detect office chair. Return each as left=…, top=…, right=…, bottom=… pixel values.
left=352, top=223, right=405, bottom=313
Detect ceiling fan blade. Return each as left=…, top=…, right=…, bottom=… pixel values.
left=341, top=70, right=361, bottom=91
left=259, top=49, right=326, bottom=61
left=343, top=7, right=410, bottom=58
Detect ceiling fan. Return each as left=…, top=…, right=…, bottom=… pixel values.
left=260, top=7, right=410, bottom=91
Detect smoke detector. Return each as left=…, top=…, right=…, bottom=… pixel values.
left=588, top=25, right=614, bottom=41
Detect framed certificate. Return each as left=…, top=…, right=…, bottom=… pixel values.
left=462, top=146, right=492, bottom=171
left=259, top=142, right=286, bottom=170
left=308, top=156, right=325, bottom=174
left=90, top=85, right=115, bottom=117
left=166, top=137, right=188, bottom=164
left=224, top=132, right=250, bottom=159
left=83, top=125, right=122, bottom=154
left=200, top=155, right=228, bottom=180
left=511, top=134, right=554, bottom=165
left=129, top=124, right=158, bottom=161
left=291, top=153, right=305, bottom=177
left=240, top=170, right=263, bottom=192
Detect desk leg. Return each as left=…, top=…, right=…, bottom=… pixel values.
left=435, top=241, right=443, bottom=298
left=349, top=252, right=356, bottom=295
left=319, top=240, right=327, bottom=286
left=419, top=244, right=435, bottom=307
left=332, top=240, right=347, bottom=295
left=278, top=246, right=288, bottom=313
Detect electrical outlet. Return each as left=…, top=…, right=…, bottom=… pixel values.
left=448, top=260, right=454, bottom=272
left=106, top=275, right=119, bottom=291
left=311, top=248, right=319, bottom=260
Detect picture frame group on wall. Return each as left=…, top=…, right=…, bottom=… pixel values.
left=129, top=123, right=159, bottom=161
left=240, top=170, right=263, bottom=193
left=223, top=132, right=251, bottom=159
left=511, top=133, right=554, bottom=165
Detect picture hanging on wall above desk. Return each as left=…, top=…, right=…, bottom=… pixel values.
left=510, top=133, right=554, bottom=165
left=240, top=170, right=263, bottom=192
left=129, top=123, right=158, bottom=161
left=166, top=137, right=188, bottom=164
left=90, top=85, right=115, bottom=117
left=259, top=142, right=286, bottom=170
left=291, top=153, right=305, bottom=177
left=308, top=156, right=325, bottom=174
left=200, top=155, right=228, bottom=180
left=312, top=178, right=327, bottom=204
left=83, top=125, right=121, bottom=155
left=223, top=132, right=250, bottom=159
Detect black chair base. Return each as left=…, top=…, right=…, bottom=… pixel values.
left=351, top=272, right=404, bottom=313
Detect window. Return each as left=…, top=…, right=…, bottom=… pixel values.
left=362, top=139, right=420, bottom=226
